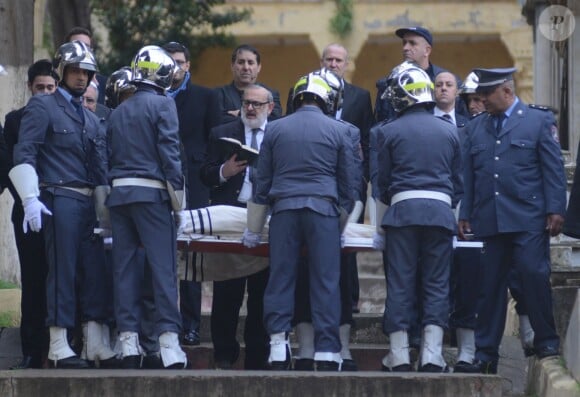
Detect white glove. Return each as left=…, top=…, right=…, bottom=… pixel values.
left=347, top=200, right=364, bottom=223
left=372, top=232, right=385, bottom=251
left=173, top=211, right=185, bottom=236
left=242, top=228, right=261, bottom=248
left=103, top=237, right=113, bottom=250
left=98, top=227, right=112, bottom=238
left=22, top=197, right=52, bottom=233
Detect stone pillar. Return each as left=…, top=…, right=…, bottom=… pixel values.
left=568, top=1, right=580, bottom=161
left=533, top=2, right=558, bottom=107
left=501, top=30, right=535, bottom=103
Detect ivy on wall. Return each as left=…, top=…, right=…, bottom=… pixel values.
left=329, top=0, right=353, bottom=38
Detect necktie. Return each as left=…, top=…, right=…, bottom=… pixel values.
left=71, top=97, right=85, bottom=124
left=442, top=113, right=452, bottom=123
left=249, top=128, right=260, bottom=183
left=496, top=114, right=505, bottom=135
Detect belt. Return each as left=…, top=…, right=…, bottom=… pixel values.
left=40, top=184, right=94, bottom=197
left=390, top=190, right=451, bottom=206
left=112, top=178, right=165, bottom=189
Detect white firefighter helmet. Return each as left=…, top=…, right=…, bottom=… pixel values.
left=53, top=40, right=98, bottom=83
left=131, top=45, right=176, bottom=91
left=105, top=66, right=136, bottom=109
left=384, top=62, right=434, bottom=113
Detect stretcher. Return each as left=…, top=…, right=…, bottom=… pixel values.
left=173, top=206, right=483, bottom=282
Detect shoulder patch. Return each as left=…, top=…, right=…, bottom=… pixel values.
left=529, top=104, right=551, bottom=111
left=551, top=124, right=560, bottom=143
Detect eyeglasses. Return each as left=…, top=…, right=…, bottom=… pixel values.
left=242, top=100, right=270, bottom=109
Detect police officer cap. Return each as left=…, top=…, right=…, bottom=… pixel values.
left=473, top=67, right=516, bottom=93
left=395, top=27, right=433, bottom=46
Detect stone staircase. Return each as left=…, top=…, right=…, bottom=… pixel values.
left=2, top=219, right=578, bottom=396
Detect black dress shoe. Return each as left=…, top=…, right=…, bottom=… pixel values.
left=48, top=355, right=90, bottom=369
left=381, top=363, right=413, bottom=372
left=523, top=347, right=536, bottom=357
left=142, top=353, right=163, bottom=369
left=460, top=359, right=497, bottom=374
left=95, top=356, right=122, bottom=369
left=316, top=361, right=339, bottom=371
left=341, top=359, right=358, bottom=371
left=180, top=330, right=200, bottom=346
left=418, top=363, right=449, bottom=373
left=270, top=359, right=292, bottom=370
left=453, top=360, right=482, bottom=373
left=121, top=355, right=142, bottom=369
left=536, top=346, right=559, bottom=359
left=214, top=360, right=234, bottom=370
left=293, top=358, right=314, bottom=371
left=10, top=356, right=34, bottom=370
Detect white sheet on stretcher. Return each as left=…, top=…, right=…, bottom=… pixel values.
left=175, top=205, right=482, bottom=282
left=176, top=205, right=375, bottom=281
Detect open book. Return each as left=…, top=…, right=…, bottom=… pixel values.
left=219, top=137, right=259, bottom=165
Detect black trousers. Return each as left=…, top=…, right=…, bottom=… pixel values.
left=12, top=205, right=48, bottom=365
left=211, top=267, right=270, bottom=369
left=179, top=252, right=201, bottom=334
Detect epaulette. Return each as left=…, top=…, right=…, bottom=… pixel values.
left=470, top=111, right=486, bottom=119
left=529, top=104, right=551, bottom=111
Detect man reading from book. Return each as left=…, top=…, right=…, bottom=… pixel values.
left=200, top=84, right=274, bottom=369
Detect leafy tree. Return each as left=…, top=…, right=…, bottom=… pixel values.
left=91, top=0, right=251, bottom=74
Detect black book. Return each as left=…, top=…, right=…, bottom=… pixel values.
left=219, top=137, right=259, bottom=165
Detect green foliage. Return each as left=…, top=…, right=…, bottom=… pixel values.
left=0, top=280, right=18, bottom=289
left=90, top=0, right=251, bottom=75
left=0, top=311, right=20, bottom=327
left=329, top=0, right=353, bottom=38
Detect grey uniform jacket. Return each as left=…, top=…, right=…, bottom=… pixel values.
left=377, top=106, right=462, bottom=232
left=254, top=105, right=355, bottom=216
left=106, top=87, right=183, bottom=206
left=14, top=89, right=106, bottom=188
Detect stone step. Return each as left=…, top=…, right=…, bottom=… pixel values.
left=0, top=369, right=504, bottom=397
left=184, top=343, right=462, bottom=371
left=357, top=275, right=386, bottom=313
left=355, top=251, right=384, bottom=277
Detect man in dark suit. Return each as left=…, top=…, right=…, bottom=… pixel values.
left=200, top=84, right=274, bottom=370
left=319, top=44, right=374, bottom=324
left=215, top=44, right=282, bottom=125
left=2, top=60, right=57, bottom=369
left=458, top=68, right=566, bottom=374
left=163, top=41, right=220, bottom=347
left=433, top=71, right=469, bottom=127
